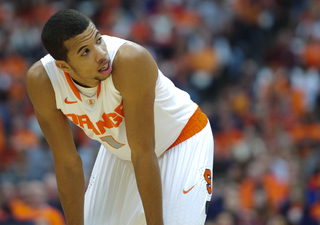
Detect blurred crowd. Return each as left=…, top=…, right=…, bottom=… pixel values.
left=0, top=0, right=320, bottom=224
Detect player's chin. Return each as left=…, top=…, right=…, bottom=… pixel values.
left=97, top=69, right=112, bottom=79
left=95, top=74, right=110, bottom=82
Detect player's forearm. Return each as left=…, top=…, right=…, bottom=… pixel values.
left=54, top=155, right=85, bottom=225
left=132, top=151, right=164, bottom=225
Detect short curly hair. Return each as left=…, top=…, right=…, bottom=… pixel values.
left=41, top=9, right=92, bottom=62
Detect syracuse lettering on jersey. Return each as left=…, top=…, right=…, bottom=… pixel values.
left=65, top=102, right=124, bottom=136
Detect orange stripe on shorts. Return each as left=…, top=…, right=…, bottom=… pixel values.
left=167, top=106, right=208, bottom=151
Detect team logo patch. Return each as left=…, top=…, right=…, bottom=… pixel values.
left=87, top=99, right=95, bottom=107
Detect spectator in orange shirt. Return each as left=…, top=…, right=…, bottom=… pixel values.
left=10, top=181, right=65, bottom=225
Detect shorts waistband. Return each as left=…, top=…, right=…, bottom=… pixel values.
left=166, top=106, right=208, bottom=151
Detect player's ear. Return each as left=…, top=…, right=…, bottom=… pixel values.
left=55, top=60, right=72, bottom=73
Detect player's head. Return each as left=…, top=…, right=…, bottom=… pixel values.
left=41, top=9, right=92, bottom=62
left=41, top=9, right=111, bottom=87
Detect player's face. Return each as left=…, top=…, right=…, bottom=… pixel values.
left=63, top=23, right=112, bottom=87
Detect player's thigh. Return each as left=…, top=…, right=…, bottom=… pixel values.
left=159, top=122, right=214, bottom=225
left=84, top=146, right=145, bottom=225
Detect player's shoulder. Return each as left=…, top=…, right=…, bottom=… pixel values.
left=26, top=59, right=54, bottom=102
left=26, top=60, right=46, bottom=77
left=116, top=42, right=148, bottom=63
left=112, top=41, right=158, bottom=95
left=26, top=60, right=50, bottom=86
left=26, top=59, right=57, bottom=110
left=113, top=42, right=156, bottom=75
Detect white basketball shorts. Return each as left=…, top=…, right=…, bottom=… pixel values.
left=84, top=122, right=214, bottom=225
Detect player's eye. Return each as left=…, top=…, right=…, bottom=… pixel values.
left=97, top=37, right=102, bottom=44
left=82, top=49, right=89, bottom=56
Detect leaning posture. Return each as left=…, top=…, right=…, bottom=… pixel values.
left=26, top=9, right=214, bottom=225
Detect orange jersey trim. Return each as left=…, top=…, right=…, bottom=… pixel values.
left=64, top=72, right=82, bottom=101
left=167, top=106, right=208, bottom=151
left=64, top=72, right=102, bottom=100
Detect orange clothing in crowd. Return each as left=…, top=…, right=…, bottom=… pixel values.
left=10, top=199, right=65, bottom=225
left=289, top=89, right=306, bottom=120
left=264, top=174, right=289, bottom=211
left=170, top=8, right=201, bottom=29
left=214, top=128, right=243, bottom=159
left=239, top=178, right=256, bottom=210
left=186, top=47, right=219, bottom=73
left=0, top=55, right=29, bottom=79
left=233, top=0, right=261, bottom=25
left=311, top=202, right=320, bottom=221
left=239, top=174, right=289, bottom=212
left=290, top=122, right=320, bottom=144
left=302, top=41, right=320, bottom=68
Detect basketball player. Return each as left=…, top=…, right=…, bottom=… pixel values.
left=26, top=9, right=214, bottom=225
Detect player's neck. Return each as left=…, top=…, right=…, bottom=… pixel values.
left=71, top=77, right=93, bottom=88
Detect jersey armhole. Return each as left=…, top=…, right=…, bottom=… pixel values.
left=40, top=56, right=63, bottom=110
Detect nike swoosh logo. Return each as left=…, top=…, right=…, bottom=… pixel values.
left=183, top=185, right=195, bottom=194
left=65, top=97, right=77, bottom=104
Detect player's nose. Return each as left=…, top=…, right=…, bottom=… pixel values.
left=95, top=45, right=107, bottom=63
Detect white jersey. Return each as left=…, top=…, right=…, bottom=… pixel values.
left=41, top=35, right=198, bottom=161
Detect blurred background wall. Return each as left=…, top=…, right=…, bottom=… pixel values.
left=0, top=0, right=320, bottom=224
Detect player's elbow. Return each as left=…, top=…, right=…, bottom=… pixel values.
left=54, top=151, right=83, bottom=171
left=130, top=142, right=156, bottom=163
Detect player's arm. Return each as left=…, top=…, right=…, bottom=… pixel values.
left=112, top=43, right=163, bottom=225
left=26, top=61, right=85, bottom=225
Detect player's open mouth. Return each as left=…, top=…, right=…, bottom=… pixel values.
left=100, top=63, right=108, bottom=71
left=98, top=60, right=112, bottom=75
